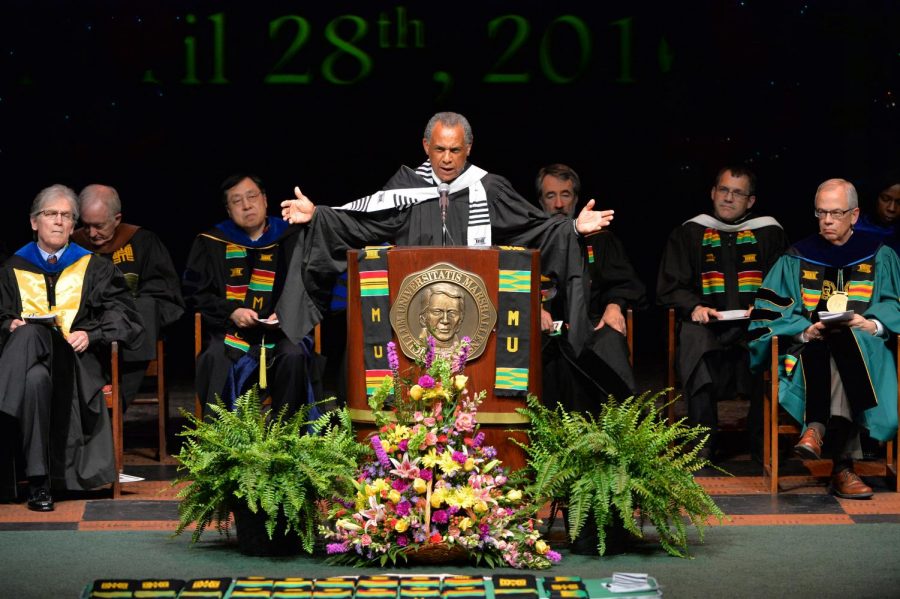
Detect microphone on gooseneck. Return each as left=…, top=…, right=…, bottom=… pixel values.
left=438, top=182, right=452, bottom=246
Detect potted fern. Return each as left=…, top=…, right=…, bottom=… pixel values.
left=172, top=386, right=364, bottom=556
left=512, top=390, right=724, bottom=557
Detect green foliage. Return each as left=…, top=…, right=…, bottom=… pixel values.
left=512, top=390, right=724, bottom=558
left=172, top=386, right=365, bottom=553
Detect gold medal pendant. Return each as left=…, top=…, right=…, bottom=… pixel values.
left=826, top=290, right=848, bottom=312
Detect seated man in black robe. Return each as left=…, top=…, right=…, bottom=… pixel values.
left=657, top=165, right=788, bottom=460
left=277, top=112, right=615, bottom=359
left=72, top=184, right=185, bottom=408
left=183, top=173, right=323, bottom=417
left=0, top=184, right=143, bottom=511
left=535, top=164, right=646, bottom=412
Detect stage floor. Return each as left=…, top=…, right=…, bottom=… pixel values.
left=1, top=387, right=898, bottom=530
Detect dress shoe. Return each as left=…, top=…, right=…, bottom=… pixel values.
left=27, top=487, right=54, bottom=512
left=794, top=427, right=823, bottom=460
left=829, top=469, right=873, bottom=499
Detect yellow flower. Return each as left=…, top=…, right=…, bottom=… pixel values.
left=473, top=500, right=489, bottom=514
left=380, top=438, right=391, bottom=453
left=535, top=540, right=549, bottom=555
left=438, top=451, right=461, bottom=476
left=395, top=519, right=409, bottom=533
left=371, top=478, right=389, bottom=495
left=365, top=484, right=377, bottom=497
left=413, top=478, right=427, bottom=494
left=431, top=488, right=446, bottom=508
left=454, top=375, right=468, bottom=391
left=388, top=490, right=401, bottom=504
left=464, top=457, right=476, bottom=472
left=449, top=486, right=476, bottom=509
left=393, top=424, right=411, bottom=439
left=409, top=385, right=424, bottom=401
left=506, top=489, right=523, bottom=502
left=458, top=517, right=473, bottom=531
left=421, top=448, right=440, bottom=468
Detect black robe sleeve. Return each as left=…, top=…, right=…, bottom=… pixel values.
left=587, top=231, right=647, bottom=320
left=75, top=256, right=145, bottom=350
left=183, top=235, right=237, bottom=329
left=133, top=229, right=185, bottom=329
left=656, top=224, right=704, bottom=317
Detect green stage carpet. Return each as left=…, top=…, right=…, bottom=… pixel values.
left=2, top=525, right=899, bottom=598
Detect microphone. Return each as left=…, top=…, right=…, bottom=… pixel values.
left=438, top=183, right=451, bottom=246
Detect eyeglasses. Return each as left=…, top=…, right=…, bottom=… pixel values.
left=715, top=186, right=751, bottom=200
left=228, top=191, right=262, bottom=206
left=38, top=210, right=75, bottom=222
left=814, top=208, right=853, bottom=220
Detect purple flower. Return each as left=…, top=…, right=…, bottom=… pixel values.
left=453, top=337, right=472, bottom=372
left=547, top=550, right=562, bottom=563
left=452, top=451, right=467, bottom=464
left=387, top=341, right=399, bottom=372
left=419, top=469, right=433, bottom=481
left=391, top=479, right=409, bottom=492
left=326, top=542, right=349, bottom=555
left=397, top=535, right=409, bottom=547
left=448, top=505, right=460, bottom=515
left=482, top=446, right=497, bottom=459
left=472, top=432, right=485, bottom=448
left=424, top=336, right=436, bottom=368
left=395, top=500, right=411, bottom=516
left=371, top=435, right=391, bottom=468
left=431, top=510, right=449, bottom=524
left=398, top=439, right=409, bottom=452
left=418, top=374, right=435, bottom=389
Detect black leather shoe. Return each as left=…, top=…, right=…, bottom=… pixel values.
left=27, top=487, right=54, bottom=512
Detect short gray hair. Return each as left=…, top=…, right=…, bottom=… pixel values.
left=816, top=178, right=858, bottom=209
left=31, top=184, right=79, bottom=220
left=424, top=112, right=473, bottom=145
left=78, top=184, right=122, bottom=219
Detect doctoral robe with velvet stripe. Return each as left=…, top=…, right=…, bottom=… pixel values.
left=0, top=245, right=144, bottom=489
left=748, top=237, right=900, bottom=441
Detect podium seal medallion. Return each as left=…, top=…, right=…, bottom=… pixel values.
left=390, top=262, right=496, bottom=361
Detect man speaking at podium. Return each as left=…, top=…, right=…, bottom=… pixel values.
left=277, top=111, right=614, bottom=355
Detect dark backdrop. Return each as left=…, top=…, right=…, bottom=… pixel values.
left=2, top=1, right=898, bottom=386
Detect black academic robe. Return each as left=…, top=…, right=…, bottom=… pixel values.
left=541, top=231, right=648, bottom=411
left=656, top=213, right=788, bottom=397
left=0, top=246, right=143, bottom=490
left=72, top=225, right=185, bottom=404
left=278, top=163, right=593, bottom=356
left=183, top=219, right=322, bottom=413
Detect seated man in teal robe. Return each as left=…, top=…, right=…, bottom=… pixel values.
left=748, top=178, right=900, bottom=499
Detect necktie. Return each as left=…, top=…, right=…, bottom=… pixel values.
left=47, top=255, right=57, bottom=265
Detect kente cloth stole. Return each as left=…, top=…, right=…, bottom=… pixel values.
left=700, top=228, right=762, bottom=296
left=494, top=248, right=532, bottom=396
left=798, top=258, right=877, bottom=314
left=338, top=161, right=493, bottom=247
left=357, top=246, right=393, bottom=396
left=14, top=254, right=91, bottom=337
left=222, top=241, right=278, bottom=359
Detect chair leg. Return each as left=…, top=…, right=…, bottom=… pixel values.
left=156, top=339, right=167, bottom=462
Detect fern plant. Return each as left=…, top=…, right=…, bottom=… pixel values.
left=172, top=386, right=365, bottom=553
left=511, top=390, right=724, bottom=557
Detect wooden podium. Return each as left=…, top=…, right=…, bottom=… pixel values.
left=346, top=247, right=541, bottom=470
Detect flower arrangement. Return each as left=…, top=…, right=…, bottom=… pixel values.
left=320, top=336, right=559, bottom=569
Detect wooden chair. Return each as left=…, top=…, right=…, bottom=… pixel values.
left=193, top=313, right=322, bottom=419
left=104, top=341, right=123, bottom=499
left=764, top=336, right=900, bottom=494
left=130, top=339, right=168, bottom=461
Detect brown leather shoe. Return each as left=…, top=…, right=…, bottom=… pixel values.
left=829, top=469, right=873, bottom=499
left=794, top=427, right=823, bottom=460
